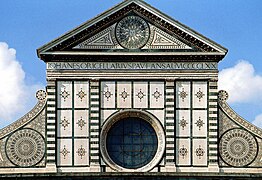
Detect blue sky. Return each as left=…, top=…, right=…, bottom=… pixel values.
left=0, top=0, right=262, bottom=128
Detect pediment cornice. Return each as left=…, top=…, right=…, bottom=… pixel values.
left=37, top=0, right=227, bottom=62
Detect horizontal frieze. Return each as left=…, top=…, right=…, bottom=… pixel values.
left=47, top=62, right=217, bottom=70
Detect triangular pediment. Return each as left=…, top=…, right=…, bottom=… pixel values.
left=37, top=0, right=227, bottom=62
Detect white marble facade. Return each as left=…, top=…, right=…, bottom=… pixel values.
left=57, top=81, right=89, bottom=167
left=56, top=80, right=208, bottom=168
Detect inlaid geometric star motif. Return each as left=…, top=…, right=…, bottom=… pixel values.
left=179, top=116, right=188, bottom=130
left=120, top=88, right=129, bottom=101
left=195, top=116, right=205, bottom=130
left=179, top=88, right=188, bottom=102
left=152, top=88, right=162, bottom=101
left=103, top=88, right=113, bottom=101
left=60, top=88, right=70, bottom=102
left=60, top=145, right=70, bottom=159
left=76, top=117, right=86, bottom=130
left=76, top=88, right=86, bottom=102
left=195, top=145, right=205, bottom=159
left=179, top=145, right=188, bottom=159
left=136, top=89, right=145, bottom=102
left=195, top=88, right=205, bottom=102
left=76, top=145, right=87, bottom=159
left=60, top=116, right=70, bottom=130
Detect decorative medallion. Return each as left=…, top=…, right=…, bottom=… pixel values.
left=219, top=128, right=258, bottom=167
left=60, top=145, right=70, bottom=159
left=195, top=145, right=205, bottom=159
left=60, top=116, right=70, bottom=130
left=6, top=129, right=45, bottom=167
left=36, top=90, right=47, bottom=101
left=152, top=88, right=162, bottom=101
left=179, top=145, right=188, bottom=159
left=120, top=88, right=129, bottom=101
left=195, top=117, right=205, bottom=130
left=60, top=88, right=70, bottom=102
left=76, top=88, right=86, bottom=102
left=195, top=88, right=205, bottom=102
left=136, top=89, right=145, bottom=102
left=179, top=117, right=188, bottom=130
left=179, top=88, right=188, bottom=102
left=103, top=88, right=113, bottom=101
left=116, top=16, right=150, bottom=49
left=76, top=145, right=87, bottom=159
left=76, top=117, right=86, bottom=130
left=218, top=90, right=229, bottom=102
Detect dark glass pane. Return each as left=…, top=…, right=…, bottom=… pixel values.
left=106, top=117, right=158, bottom=169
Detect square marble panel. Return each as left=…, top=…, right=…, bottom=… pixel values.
left=57, top=81, right=72, bottom=108
left=74, top=81, right=89, bottom=108
left=192, top=81, right=207, bottom=108
left=117, top=82, right=132, bottom=108
left=74, top=110, right=89, bottom=137
left=176, top=138, right=191, bottom=166
left=192, top=139, right=207, bottom=166
left=147, top=110, right=164, bottom=125
left=176, top=81, right=191, bottom=109
left=57, top=110, right=72, bottom=138
left=100, top=110, right=118, bottom=125
left=57, top=139, right=72, bottom=166
left=74, top=138, right=89, bottom=166
left=176, top=110, right=190, bottom=137
left=133, top=82, right=148, bottom=108
left=192, top=110, right=207, bottom=137
left=101, top=81, right=115, bottom=109
left=150, top=82, right=164, bottom=108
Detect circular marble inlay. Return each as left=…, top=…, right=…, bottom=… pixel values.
left=116, top=16, right=150, bottom=49
left=219, top=128, right=258, bottom=167
left=6, top=129, right=45, bottom=167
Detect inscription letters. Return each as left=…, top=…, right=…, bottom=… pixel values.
left=47, top=62, right=217, bottom=70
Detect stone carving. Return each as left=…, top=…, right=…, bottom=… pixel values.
left=76, top=88, right=86, bottom=102
left=60, top=88, right=70, bottom=102
left=136, top=89, right=146, bottom=102
left=76, top=117, right=86, bottom=130
left=179, top=145, right=188, bottom=159
left=103, top=88, right=113, bottom=101
left=120, top=88, right=129, bottom=101
left=60, top=117, right=70, bottom=130
left=116, top=16, right=150, bottom=49
left=219, top=128, right=258, bottom=167
left=218, top=90, right=262, bottom=137
left=73, top=25, right=119, bottom=49
left=179, top=117, right=188, bottom=130
left=6, top=129, right=45, bottom=167
left=145, top=27, right=192, bottom=49
left=179, top=88, right=188, bottom=102
left=195, top=145, right=205, bottom=159
left=195, top=88, right=205, bottom=102
left=195, top=117, right=205, bottom=130
left=60, top=145, right=70, bottom=159
left=152, top=88, right=162, bottom=101
left=0, top=90, right=46, bottom=139
left=76, top=145, right=87, bottom=159
left=218, top=90, right=228, bottom=102
left=36, top=90, right=47, bottom=101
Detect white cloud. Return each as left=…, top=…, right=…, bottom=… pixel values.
left=0, top=42, right=43, bottom=128
left=252, top=114, right=262, bottom=129
left=218, top=60, right=262, bottom=103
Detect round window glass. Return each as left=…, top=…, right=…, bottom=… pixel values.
left=106, top=117, right=158, bottom=169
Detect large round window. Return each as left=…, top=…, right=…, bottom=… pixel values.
left=100, top=110, right=165, bottom=172
left=107, top=117, right=158, bottom=169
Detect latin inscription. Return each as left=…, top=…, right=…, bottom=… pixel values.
left=47, top=62, right=217, bottom=70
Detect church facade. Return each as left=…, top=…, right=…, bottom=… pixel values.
left=0, top=0, right=262, bottom=179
